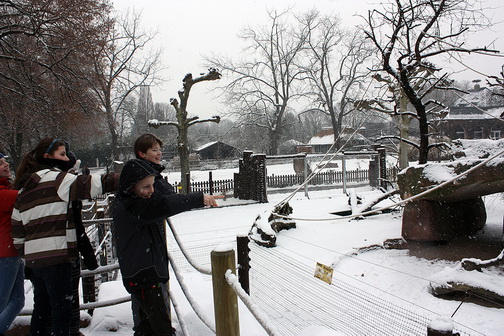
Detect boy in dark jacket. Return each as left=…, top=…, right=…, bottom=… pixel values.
left=112, top=159, right=217, bottom=336
left=131, top=134, right=176, bottom=332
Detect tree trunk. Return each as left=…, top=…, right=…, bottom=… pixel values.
left=105, top=103, right=118, bottom=162
left=417, top=104, right=429, bottom=164
left=398, top=94, right=411, bottom=170
left=399, top=71, right=429, bottom=164
left=268, top=128, right=279, bottom=155
left=333, top=108, right=342, bottom=149
left=177, top=124, right=190, bottom=193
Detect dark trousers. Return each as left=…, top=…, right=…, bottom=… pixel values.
left=131, top=286, right=173, bottom=336
left=70, top=260, right=81, bottom=336
left=29, top=262, right=73, bottom=336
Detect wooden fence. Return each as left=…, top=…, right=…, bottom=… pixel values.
left=174, top=167, right=397, bottom=194
left=189, top=178, right=234, bottom=194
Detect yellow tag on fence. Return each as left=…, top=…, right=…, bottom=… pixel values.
left=314, top=262, right=333, bottom=285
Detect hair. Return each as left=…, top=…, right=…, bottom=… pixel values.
left=134, top=134, right=163, bottom=159
left=14, top=137, right=66, bottom=189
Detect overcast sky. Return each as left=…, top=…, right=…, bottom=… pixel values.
left=112, top=0, right=504, bottom=118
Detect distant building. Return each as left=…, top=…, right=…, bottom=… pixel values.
left=442, top=85, right=504, bottom=140
left=195, top=141, right=241, bottom=160
left=300, top=127, right=372, bottom=153
left=279, top=139, right=303, bottom=154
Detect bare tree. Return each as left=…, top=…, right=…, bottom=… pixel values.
left=88, top=9, right=163, bottom=160
left=487, top=65, right=504, bottom=96
left=299, top=11, right=373, bottom=148
left=363, top=0, right=498, bottom=164
left=0, top=0, right=112, bottom=164
left=148, top=68, right=221, bottom=193
left=205, top=9, right=309, bottom=155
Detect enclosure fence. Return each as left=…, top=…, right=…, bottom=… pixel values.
left=174, top=167, right=398, bottom=194
left=165, top=222, right=482, bottom=336
left=17, top=187, right=484, bottom=336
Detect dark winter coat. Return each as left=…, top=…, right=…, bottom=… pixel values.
left=112, top=159, right=204, bottom=292
left=144, top=160, right=175, bottom=197
left=142, top=160, right=175, bottom=237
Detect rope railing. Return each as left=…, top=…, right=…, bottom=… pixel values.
left=167, top=253, right=216, bottom=333
left=167, top=219, right=211, bottom=275
left=82, top=217, right=115, bottom=225
left=168, top=289, right=191, bottom=336
left=80, top=262, right=120, bottom=278
left=19, top=295, right=131, bottom=316
left=224, top=270, right=281, bottom=336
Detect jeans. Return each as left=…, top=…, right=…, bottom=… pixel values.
left=0, top=256, right=25, bottom=334
left=29, top=262, right=73, bottom=336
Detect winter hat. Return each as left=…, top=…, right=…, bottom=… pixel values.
left=118, top=159, right=157, bottom=196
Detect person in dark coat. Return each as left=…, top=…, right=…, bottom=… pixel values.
left=131, top=134, right=175, bottom=333
left=112, top=159, right=217, bottom=336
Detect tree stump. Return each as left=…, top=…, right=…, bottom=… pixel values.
left=402, top=198, right=486, bottom=241
left=397, top=155, right=504, bottom=242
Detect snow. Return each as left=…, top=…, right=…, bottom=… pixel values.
left=11, top=162, right=504, bottom=336
left=422, top=163, right=456, bottom=183
left=428, top=316, right=454, bottom=332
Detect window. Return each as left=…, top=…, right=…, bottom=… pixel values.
left=490, top=127, right=501, bottom=140
left=473, top=127, right=484, bottom=139
left=455, top=127, right=465, bottom=139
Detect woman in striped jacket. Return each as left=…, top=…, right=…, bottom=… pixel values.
left=11, top=137, right=117, bottom=336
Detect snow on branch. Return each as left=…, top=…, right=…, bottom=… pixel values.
left=148, top=119, right=178, bottom=129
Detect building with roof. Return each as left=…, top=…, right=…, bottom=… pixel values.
left=300, top=127, right=372, bottom=153
left=441, top=85, right=504, bottom=140
left=194, top=141, right=241, bottom=160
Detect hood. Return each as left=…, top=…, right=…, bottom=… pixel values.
left=142, top=159, right=165, bottom=174
left=118, top=159, right=156, bottom=197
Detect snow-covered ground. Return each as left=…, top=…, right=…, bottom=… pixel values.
left=11, top=162, right=504, bottom=336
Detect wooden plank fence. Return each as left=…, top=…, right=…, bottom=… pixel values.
left=173, top=167, right=397, bottom=194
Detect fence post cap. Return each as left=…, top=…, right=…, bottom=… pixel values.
left=212, top=243, right=234, bottom=254
left=428, top=315, right=453, bottom=332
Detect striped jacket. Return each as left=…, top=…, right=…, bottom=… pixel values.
left=11, top=168, right=106, bottom=268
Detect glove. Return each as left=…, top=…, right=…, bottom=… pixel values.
left=67, top=151, right=79, bottom=173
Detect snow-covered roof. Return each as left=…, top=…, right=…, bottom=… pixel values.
left=445, top=107, right=504, bottom=120
left=308, top=129, right=368, bottom=145
left=309, top=134, right=334, bottom=145
left=452, top=87, right=504, bottom=109
left=195, top=141, right=219, bottom=151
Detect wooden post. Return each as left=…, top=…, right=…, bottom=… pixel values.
left=209, top=171, right=214, bottom=195
left=427, top=316, right=456, bottom=336
left=303, top=153, right=309, bottom=198
left=377, top=146, right=387, bottom=189
left=342, top=155, right=347, bottom=194
left=185, top=172, right=191, bottom=193
left=82, top=274, right=96, bottom=316
left=211, top=247, right=240, bottom=336
left=236, top=235, right=250, bottom=295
